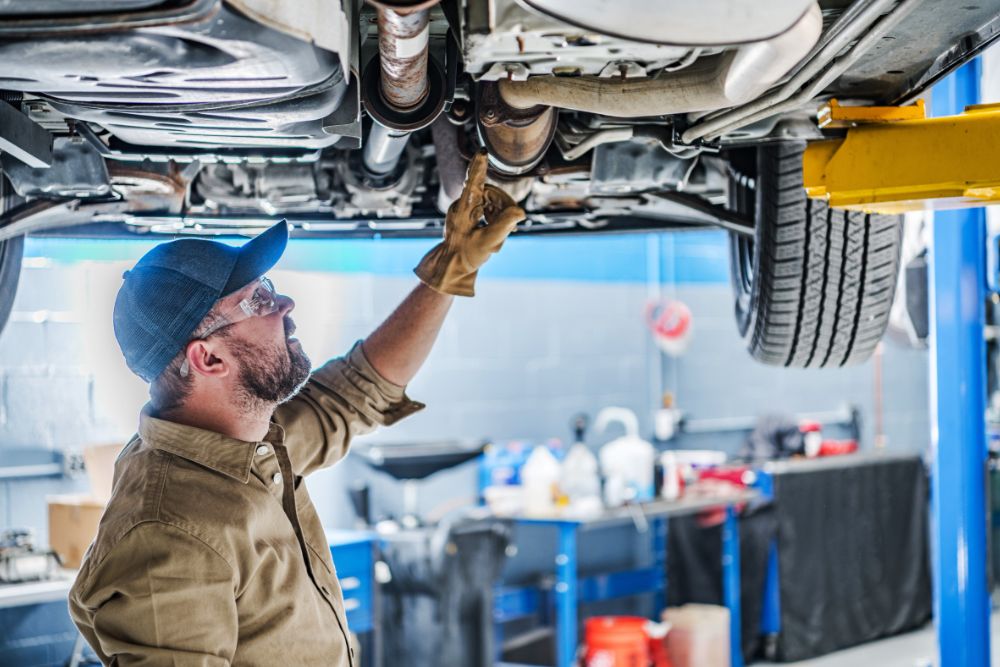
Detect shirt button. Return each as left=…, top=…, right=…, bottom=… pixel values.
left=256, top=445, right=269, bottom=456
left=272, top=472, right=282, bottom=485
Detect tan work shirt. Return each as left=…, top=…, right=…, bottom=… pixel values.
left=68, top=342, right=423, bottom=666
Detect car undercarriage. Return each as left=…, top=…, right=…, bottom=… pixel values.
left=0, top=0, right=997, bottom=366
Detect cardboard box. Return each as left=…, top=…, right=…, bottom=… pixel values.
left=48, top=495, right=105, bottom=569
left=82, top=442, right=123, bottom=504
left=48, top=442, right=122, bottom=569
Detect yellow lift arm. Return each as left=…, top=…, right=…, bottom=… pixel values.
left=803, top=98, right=1000, bottom=214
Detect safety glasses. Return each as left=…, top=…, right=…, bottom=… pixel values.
left=179, top=277, right=279, bottom=377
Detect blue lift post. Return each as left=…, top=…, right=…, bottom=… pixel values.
left=929, top=57, right=991, bottom=667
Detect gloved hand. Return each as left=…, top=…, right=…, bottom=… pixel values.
left=414, top=150, right=525, bottom=297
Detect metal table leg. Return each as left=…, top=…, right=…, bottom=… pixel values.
left=555, top=523, right=579, bottom=667
left=68, top=633, right=86, bottom=667
left=760, top=540, right=781, bottom=654
left=722, top=506, right=743, bottom=667
left=652, top=517, right=668, bottom=616
left=754, top=471, right=781, bottom=655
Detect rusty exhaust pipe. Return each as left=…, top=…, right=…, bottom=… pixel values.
left=376, top=3, right=432, bottom=110
left=361, top=0, right=445, bottom=183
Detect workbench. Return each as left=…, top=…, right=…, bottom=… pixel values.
left=493, top=490, right=758, bottom=667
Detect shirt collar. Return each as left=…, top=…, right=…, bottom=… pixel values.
left=138, top=406, right=286, bottom=484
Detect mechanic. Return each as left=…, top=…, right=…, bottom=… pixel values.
left=67, top=152, right=524, bottom=666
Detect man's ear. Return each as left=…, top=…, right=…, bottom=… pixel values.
left=185, top=339, right=230, bottom=379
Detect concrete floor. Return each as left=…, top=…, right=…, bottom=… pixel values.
left=762, top=614, right=1000, bottom=667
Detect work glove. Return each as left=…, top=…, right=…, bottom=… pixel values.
left=414, top=150, right=525, bottom=297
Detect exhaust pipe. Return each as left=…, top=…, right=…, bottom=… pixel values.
left=375, top=2, right=433, bottom=110
left=363, top=124, right=412, bottom=177
left=361, top=0, right=445, bottom=182
left=496, top=2, right=822, bottom=118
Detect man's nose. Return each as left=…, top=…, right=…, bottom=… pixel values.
left=277, top=293, right=295, bottom=315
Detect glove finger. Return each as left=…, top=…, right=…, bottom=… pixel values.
left=480, top=206, right=524, bottom=251
left=458, top=150, right=489, bottom=216
left=483, top=185, right=521, bottom=228
left=482, top=183, right=517, bottom=212
left=495, top=205, right=526, bottom=229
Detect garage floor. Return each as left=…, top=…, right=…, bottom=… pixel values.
left=762, top=613, right=1000, bottom=667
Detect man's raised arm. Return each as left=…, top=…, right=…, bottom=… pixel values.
left=362, top=150, right=524, bottom=385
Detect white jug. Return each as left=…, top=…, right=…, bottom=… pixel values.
left=521, top=445, right=561, bottom=516
left=596, top=407, right=656, bottom=507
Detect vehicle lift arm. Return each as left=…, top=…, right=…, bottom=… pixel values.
left=803, top=96, right=1000, bottom=214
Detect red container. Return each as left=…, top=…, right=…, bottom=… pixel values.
left=818, top=439, right=859, bottom=457
left=583, top=616, right=672, bottom=667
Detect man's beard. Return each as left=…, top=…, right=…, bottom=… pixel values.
left=226, top=317, right=312, bottom=412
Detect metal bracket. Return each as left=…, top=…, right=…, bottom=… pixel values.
left=2, top=137, right=110, bottom=198
left=479, top=62, right=531, bottom=82
left=0, top=101, right=53, bottom=168
left=322, top=73, right=363, bottom=147
left=817, top=98, right=926, bottom=128
left=646, top=191, right=754, bottom=237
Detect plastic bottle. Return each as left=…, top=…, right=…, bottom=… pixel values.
left=660, top=451, right=683, bottom=501
left=800, top=421, right=822, bottom=458
left=562, top=445, right=601, bottom=507
left=596, top=407, right=656, bottom=507
left=560, top=414, right=602, bottom=516
left=521, top=445, right=562, bottom=516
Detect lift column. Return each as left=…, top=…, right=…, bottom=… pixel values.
left=929, top=58, right=990, bottom=667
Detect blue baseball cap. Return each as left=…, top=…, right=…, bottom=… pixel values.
left=113, top=220, right=289, bottom=382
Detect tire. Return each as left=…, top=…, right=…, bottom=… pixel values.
left=728, top=141, right=902, bottom=368
left=0, top=173, right=24, bottom=339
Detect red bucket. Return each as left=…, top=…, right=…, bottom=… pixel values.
left=583, top=616, right=672, bottom=667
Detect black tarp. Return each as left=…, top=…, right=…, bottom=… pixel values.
left=667, top=456, right=932, bottom=662
left=771, top=456, right=932, bottom=660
